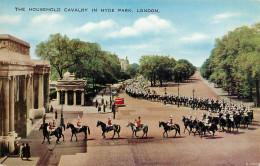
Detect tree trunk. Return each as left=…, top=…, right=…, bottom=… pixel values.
left=256, top=78, right=260, bottom=107
left=249, top=87, right=253, bottom=101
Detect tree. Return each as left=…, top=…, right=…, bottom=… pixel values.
left=35, top=33, right=82, bottom=79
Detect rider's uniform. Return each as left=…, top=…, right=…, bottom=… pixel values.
left=167, top=115, right=174, bottom=127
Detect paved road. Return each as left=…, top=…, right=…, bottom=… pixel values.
left=3, top=72, right=259, bottom=166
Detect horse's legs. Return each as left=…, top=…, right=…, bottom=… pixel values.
left=112, top=131, right=115, bottom=139
left=42, top=136, right=45, bottom=144
left=48, top=136, right=50, bottom=144
left=84, top=131, right=87, bottom=141
left=102, top=131, right=106, bottom=139
left=75, top=133, right=78, bottom=141
left=117, top=131, right=120, bottom=138
left=174, top=130, right=177, bottom=137
left=163, top=131, right=165, bottom=138
left=70, top=133, right=73, bottom=141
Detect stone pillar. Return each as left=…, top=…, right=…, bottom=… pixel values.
left=81, top=91, right=84, bottom=106
left=38, top=74, right=44, bottom=108
left=31, top=75, right=34, bottom=109
left=26, top=76, right=31, bottom=115
left=9, top=77, right=15, bottom=134
left=57, top=90, right=60, bottom=105
left=65, top=90, right=68, bottom=105
left=3, top=78, right=10, bottom=136
left=46, top=74, right=50, bottom=111
left=73, top=91, right=77, bottom=105
left=23, top=76, right=27, bottom=102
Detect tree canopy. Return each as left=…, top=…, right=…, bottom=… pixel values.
left=200, top=23, right=260, bottom=105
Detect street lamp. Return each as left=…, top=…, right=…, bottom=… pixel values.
left=178, top=82, right=180, bottom=107
left=192, top=89, right=195, bottom=110
left=60, top=90, right=64, bottom=126
left=110, top=86, right=112, bottom=109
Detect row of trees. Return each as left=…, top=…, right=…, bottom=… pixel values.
left=36, top=33, right=122, bottom=87
left=200, top=23, right=260, bottom=105
left=139, top=55, right=196, bottom=86
left=36, top=34, right=196, bottom=89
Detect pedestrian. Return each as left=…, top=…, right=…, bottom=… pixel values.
left=96, top=99, right=98, bottom=108
left=24, top=143, right=31, bottom=160
left=55, top=110, right=57, bottom=119
left=50, top=105, right=53, bottom=112
left=112, top=103, right=116, bottom=119
left=98, top=105, right=101, bottom=113
left=22, top=143, right=26, bottom=160
left=103, top=104, right=106, bottom=112
left=19, top=143, right=24, bottom=160
left=43, top=113, right=46, bottom=124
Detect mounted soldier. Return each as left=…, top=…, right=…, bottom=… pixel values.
left=167, top=115, right=174, bottom=127
left=76, top=116, right=82, bottom=129
left=106, top=116, right=115, bottom=131
left=135, top=116, right=142, bottom=130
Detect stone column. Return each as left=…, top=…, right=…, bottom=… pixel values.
left=26, top=76, right=31, bottom=116
left=81, top=91, right=84, bottom=106
left=0, top=78, right=2, bottom=91
left=22, top=76, right=27, bottom=102
left=9, top=76, right=15, bottom=134
left=65, top=90, right=68, bottom=105
left=73, top=91, right=77, bottom=105
left=38, top=74, right=44, bottom=108
left=3, top=78, right=10, bottom=136
left=57, top=90, right=60, bottom=105
left=46, top=74, right=50, bottom=111
left=31, top=75, right=34, bottom=109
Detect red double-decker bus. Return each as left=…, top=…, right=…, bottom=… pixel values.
left=115, top=98, right=124, bottom=106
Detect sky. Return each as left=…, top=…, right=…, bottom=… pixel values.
left=0, top=0, right=260, bottom=67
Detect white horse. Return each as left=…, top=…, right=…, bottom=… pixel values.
left=126, top=122, right=148, bottom=138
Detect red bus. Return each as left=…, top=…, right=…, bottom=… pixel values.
left=115, top=98, right=124, bottom=106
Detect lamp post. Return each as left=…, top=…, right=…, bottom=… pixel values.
left=110, top=86, right=112, bottom=109
left=178, top=82, right=180, bottom=107
left=192, top=89, right=195, bottom=110
left=60, top=91, right=64, bottom=126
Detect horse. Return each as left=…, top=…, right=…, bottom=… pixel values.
left=159, top=121, right=181, bottom=138
left=226, top=118, right=235, bottom=133
left=197, top=121, right=207, bottom=138
left=126, top=122, right=148, bottom=138
left=182, top=116, right=190, bottom=133
left=39, top=123, right=65, bottom=144
left=66, top=123, right=90, bottom=141
left=219, top=118, right=226, bottom=132
left=207, top=123, right=218, bottom=137
left=241, top=115, right=249, bottom=128
left=96, top=121, right=121, bottom=139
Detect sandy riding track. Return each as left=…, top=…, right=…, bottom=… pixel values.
left=57, top=72, right=260, bottom=166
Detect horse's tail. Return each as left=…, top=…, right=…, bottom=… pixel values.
left=117, top=125, right=121, bottom=133
left=177, top=124, right=181, bottom=135
left=87, top=126, right=90, bottom=135
left=63, top=124, right=66, bottom=131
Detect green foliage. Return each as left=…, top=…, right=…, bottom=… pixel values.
left=201, top=23, right=260, bottom=103
left=139, top=55, right=195, bottom=86
left=125, top=63, right=139, bottom=78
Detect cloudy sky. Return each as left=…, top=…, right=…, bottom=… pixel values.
left=0, top=0, right=259, bottom=67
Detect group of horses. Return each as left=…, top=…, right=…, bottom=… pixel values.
left=39, top=111, right=253, bottom=144
left=181, top=112, right=253, bottom=138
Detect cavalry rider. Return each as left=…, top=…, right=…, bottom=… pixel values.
left=167, top=115, right=174, bottom=127
left=188, top=111, right=192, bottom=120
left=204, top=116, right=211, bottom=127
left=76, top=116, right=82, bottom=129
left=201, top=113, right=205, bottom=122
left=193, top=113, right=197, bottom=121
left=135, top=116, right=142, bottom=129
left=107, top=116, right=114, bottom=131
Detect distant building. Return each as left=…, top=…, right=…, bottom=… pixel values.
left=0, top=35, right=50, bottom=156
left=120, top=56, right=129, bottom=71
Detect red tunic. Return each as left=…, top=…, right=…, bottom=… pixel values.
left=169, top=119, right=173, bottom=124
left=136, top=120, right=141, bottom=127
left=77, top=122, right=81, bottom=127
left=108, top=120, right=112, bottom=125
left=49, top=124, right=53, bottom=130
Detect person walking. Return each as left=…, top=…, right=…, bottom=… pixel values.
left=19, top=143, right=24, bottom=160
left=24, top=143, right=31, bottom=160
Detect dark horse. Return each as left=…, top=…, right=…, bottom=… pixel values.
left=126, top=122, right=148, bottom=138
left=159, top=121, right=181, bottom=138
left=66, top=123, right=90, bottom=141
left=97, top=121, right=121, bottom=139
left=39, top=123, right=65, bottom=144
left=182, top=116, right=191, bottom=133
